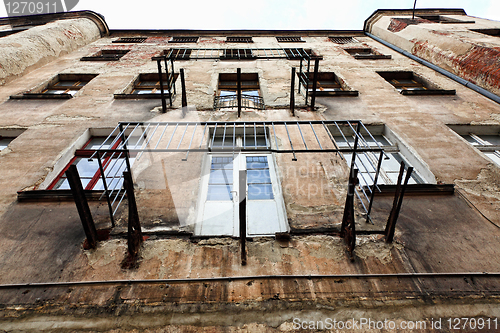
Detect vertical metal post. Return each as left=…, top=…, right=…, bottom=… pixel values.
left=349, top=123, right=361, bottom=175
left=123, top=171, right=143, bottom=257
left=290, top=67, right=296, bottom=116
left=412, top=0, right=417, bottom=20
left=171, top=58, right=177, bottom=95
left=164, top=58, right=173, bottom=107
left=385, top=166, right=413, bottom=243
left=366, top=151, right=384, bottom=223
left=96, top=151, right=115, bottom=227
left=66, top=165, right=98, bottom=249
left=180, top=68, right=187, bottom=108
left=310, top=58, right=319, bottom=109
left=157, top=59, right=167, bottom=113
left=239, top=169, right=247, bottom=265
left=237, top=68, right=242, bottom=117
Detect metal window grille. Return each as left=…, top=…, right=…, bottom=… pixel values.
left=169, top=37, right=199, bottom=43
left=221, top=49, right=255, bottom=60
left=162, top=48, right=313, bottom=60
left=276, top=36, right=304, bottom=42
left=113, top=37, right=147, bottom=43
left=226, top=36, right=253, bottom=43
left=329, top=36, right=359, bottom=44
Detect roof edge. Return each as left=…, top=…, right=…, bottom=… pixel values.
left=0, top=10, right=109, bottom=36
left=108, top=29, right=365, bottom=37
left=364, top=8, right=467, bottom=32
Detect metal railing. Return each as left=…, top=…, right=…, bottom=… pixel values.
left=213, top=94, right=265, bottom=110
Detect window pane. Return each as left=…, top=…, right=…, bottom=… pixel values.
left=248, top=184, right=274, bottom=200
left=485, top=152, right=500, bottom=166
left=247, top=169, right=271, bottom=184
left=0, top=138, right=13, bottom=151
left=209, top=169, right=233, bottom=184
left=207, top=184, right=233, bottom=201
left=478, top=135, right=500, bottom=146
left=75, top=158, right=100, bottom=177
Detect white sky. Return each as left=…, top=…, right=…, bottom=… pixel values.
left=2, top=0, right=500, bottom=30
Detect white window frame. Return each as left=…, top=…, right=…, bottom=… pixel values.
left=195, top=133, right=288, bottom=237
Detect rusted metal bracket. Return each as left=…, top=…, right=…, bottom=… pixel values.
left=290, top=67, right=296, bottom=116
left=341, top=168, right=358, bottom=260
left=156, top=59, right=167, bottom=113
left=180, top=68, right=187, bottom=111
left=239, top=170, right=247, bottom=265
left=66, top=164, right=98, bottom=249
left=123, top=170, right=143, bottom=257
left=310, top=58, right=319, bottom=109
left=385, top=162, right=413, bottom=243
left=237, top=68, right=242, bottom=117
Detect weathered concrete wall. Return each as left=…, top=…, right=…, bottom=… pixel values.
left=366, top=10, right=500, bottom=96
left=0, top=18, right=102, bottom=85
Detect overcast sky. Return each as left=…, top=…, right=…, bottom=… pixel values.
left=2, top=0, right=500, bottom=30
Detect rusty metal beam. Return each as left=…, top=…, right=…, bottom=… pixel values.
left=237, top=68, right=242, bottom=117
left=310, top=58, right=319, bottom=109
left=180, top=68, right=187, bottom=110
left=66, top=164, right=98, bottom=249
left=290, top=67, right=296, bottom=116
left=341, top=168, right=358, bottom=260
left=123, top=171, right=143, bottom=257
left=385, top=163, right=413, bottom=243
left=157, top=59, right=167, bottom=113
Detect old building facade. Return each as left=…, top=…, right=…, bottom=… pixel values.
left=0, top=8, right=499, bottom=332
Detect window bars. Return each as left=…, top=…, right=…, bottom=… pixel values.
left=113, top=37, right=147, bottom=43
left=226, top=36, right=253, bottom=43
left=162, top=48, right=312, bottom=60
left=276, top=36, right=304, bottom=42
left=329, top=36, right=359, bottom=44
left=169, top=36, right=199, bottom=43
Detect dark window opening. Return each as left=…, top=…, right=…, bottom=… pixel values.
left=378, top=71, right=455, bottom=95
left=169, top=36, right=199, bottom=43
left=11, top=74, right=98, bottom=99
left=112, top=37, right=147, bottom=43
left=81, top=49, right=130, bottom=61
left=470, top=29, right=500, bottom=37
left=344, top=47, right=391, bottom=60
left=303, top=72, right=358, bottom=96
left=276, top=36, right=304, bottom=43
left=329, top=36, right=358, bottom=44
left=419, top=15, right=475, bottom=24
left=114, top=73, right=178, bottom=99
left=226, top=36, right=253, bottom=43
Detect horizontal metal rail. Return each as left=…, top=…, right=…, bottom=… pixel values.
left=1, top=272, right=500, bottom=289
left=91, top=120, right=384, bottom=157
left=160, top=48, right=312, bottom=61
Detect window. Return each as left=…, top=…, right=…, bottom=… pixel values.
left=449, top=126, right=500, bottom=167
left=344, top=47, right=391, bottom=60
left=113, top=37, right=147, bottom=43
left=329, top=36, right=358, bottom=44
left=164, top=48, right=192, bottom=60
left=226, top=36, right=253, bottom=43
left=169, top=36, right=199, bottom=43
left=11, top=74, right=98, bottom=99
left=303, top=72, right=358, bottom=96
left=470, top=29, right=500, bottom=37
left=161, top=48, right=317, bottom=60
left=329, top=124, right=435, bottom=186
left=463, top=134, right=500, bottom=166
left=0, top=137, right=14, bottom=151
left=378, top=71, right=455, bottom=95
left=214, top=73, right=264, bottom=110
left=114, top=73, right=178, bottom=99
left=418, top=15, right=475, bottom=24
left=81, top=49, right=130, bottom=61
left=48, top=136, right=138, bottom=191
left=196, top=128, right=287, bottom=237
left=276, top=36, right=304, bottom=43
